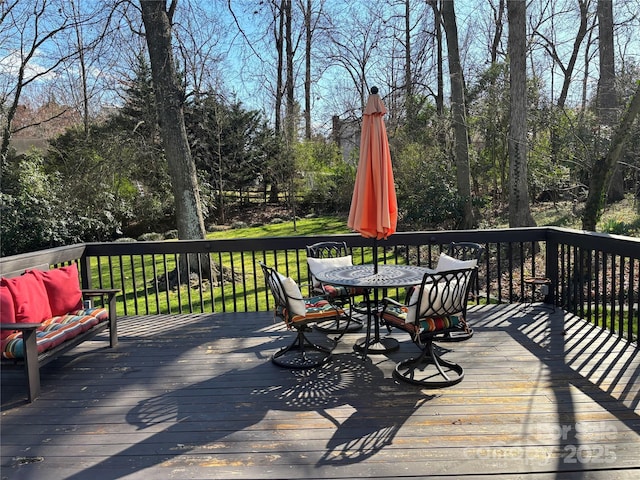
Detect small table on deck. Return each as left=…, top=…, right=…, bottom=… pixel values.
left=314, top=264, right=432, bottom=356
left=522, top=276, right=555, bottom=312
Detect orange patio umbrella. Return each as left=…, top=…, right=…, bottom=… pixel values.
left=347, top=86, right=397, bottom=272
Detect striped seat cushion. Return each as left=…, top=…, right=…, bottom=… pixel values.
left=277, top=296, right=344, bottom=328
left=321, top=284, right=367, bottom=298
left=380, top=303, right=462, bottom=335
left=1, top=307, right=109, bottom=359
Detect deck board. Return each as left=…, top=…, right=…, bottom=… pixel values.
left=2, top=304, right=639, bottom=479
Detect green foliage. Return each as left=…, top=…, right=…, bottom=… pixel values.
left=44, top=57, right=174, bottom=239
left=393, top=141, right=464, bottom=230
left=0, top=150, right=115, bottom=256
left=186, top=96, right=273, bottom=212
left=46, top=125, right=169, bottom=238
left=600, top=218, right=627, bottom=235
left=599, top=217, right=639, bottom=236
left=294, top=139, right=353, bottom=213
left=467, top=63, right=510, bottom=202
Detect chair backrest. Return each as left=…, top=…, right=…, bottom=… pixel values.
left=306, top=241, right=349, bottom=259
left=259, top=262, right=306, bottom=321
left=447, top=242, right=484, bottom=263
left=305, top=242, right=353, bottom=290
left=446, top=242, right=484, bottom=300
left=260, top=262, right=288, bottom=309
left=407, top=268, right=476, bottom=322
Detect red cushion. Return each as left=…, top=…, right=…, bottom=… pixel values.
left=1, top=273, right=52, bottom=323
left=0, top=285, right=16, bottom=339
left=30, top=265, right=83, bottom=317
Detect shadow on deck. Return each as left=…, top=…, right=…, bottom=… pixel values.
left=1, top=304, right=639, bottom=479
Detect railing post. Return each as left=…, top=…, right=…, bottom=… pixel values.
left=80, top=247, right=92, bottom=290
left=545, top=229, right=559, bottom=308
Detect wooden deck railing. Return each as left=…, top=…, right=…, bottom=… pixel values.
left=1, top=227, right=638, bottom=343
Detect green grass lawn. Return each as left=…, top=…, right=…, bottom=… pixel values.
left=206, top=215, right=351, bottom=239
left=96, top=216, right=353, bottom=317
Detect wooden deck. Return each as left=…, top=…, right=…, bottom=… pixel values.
left=1, top=304, right=639, bottom=479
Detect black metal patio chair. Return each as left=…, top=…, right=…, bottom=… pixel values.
left=260, top=262, right=343, bottom=369
left=379, top=267, right=477, bottom=388
left=306, top=241, right=365, bottom=334
left=434, top=242, right=484, bottom=342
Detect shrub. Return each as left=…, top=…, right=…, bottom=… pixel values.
left=0, top=150, right=118, bottom=255
left=137, top=232, right=165, bottom=241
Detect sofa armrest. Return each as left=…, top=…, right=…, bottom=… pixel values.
left=1, top=322, right=41, bottom=402
left=82, top=289, right=119, bottom=347
left=82, top=288, right=119, bottom=299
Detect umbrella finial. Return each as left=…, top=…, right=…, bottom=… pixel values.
left=370, top=86, right=378, bottom=95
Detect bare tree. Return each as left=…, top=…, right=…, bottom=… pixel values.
left=139, top=0, right=206, bottom=242
left=489, top=0, right=505, bottom=64
left=441, top=0, right=475, bottom=228
left=172, top=1, right=225, bottom=101
left=506, top=0, right=536, bottom=227
left=62, top=0, right=122, bottom=138
left=596, top=0, right=624, bottom=202
left=283, top=0, right=296, bottom=144
left=532, top=0, right=591, bottom=110
left=322, top=4, right=387, bottom=114
left=582, top=81, right=640, bottom=231
left=0, top=0, right=79, bottom=163
left=428, top=0, right=444, bottom=116
left=530, top=0, right=593, bottom=167
left=298, top=0, right=326, bottom=140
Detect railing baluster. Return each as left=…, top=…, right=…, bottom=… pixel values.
left=207, top=252, right=215, bottom=313
left=630, top=259, right=638, bottom=341
left=618, top=255, right=625, bottom=336
left=594, top=250, right=601, bottom=328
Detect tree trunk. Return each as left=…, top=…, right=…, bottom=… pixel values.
left=284, top=0, right=295, bottom=145
left=304, top=0, right=312, bottom=140
left=428, top=1, right=444, bottom=116
left=441, top=0, right=475, bottom=229
left=489, top=0, right=504, bottom=64
left=582, top=81, right=640, bottom=231
left=404, top=0, right=414, bottom=125
left=273, top=0, right=285, bottom=134
left=507, top=0, right=536, bottom=228
left=140, top=0, right=212, bottom=282
left=597, top=0, right=624, bottom=202
left=140, top=0, right=206, bottom=242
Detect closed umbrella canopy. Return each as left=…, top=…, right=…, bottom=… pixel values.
left=347, top=87, right=397, bottom=240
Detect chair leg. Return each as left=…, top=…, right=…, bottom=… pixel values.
left=394, top=338, right=464, bottom=388
left=272, top=328, right=332, bottom=369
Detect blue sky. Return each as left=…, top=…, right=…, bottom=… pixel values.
left=2, top=0, right=639, bottom=137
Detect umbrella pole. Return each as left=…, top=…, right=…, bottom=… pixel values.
left=373, top=238, right=378, bottom=274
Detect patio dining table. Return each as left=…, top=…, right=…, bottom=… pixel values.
left=314, top=264, right=433, bottom=356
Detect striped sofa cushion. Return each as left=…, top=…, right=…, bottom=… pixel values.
left=1, top=307, right=109, bottom=359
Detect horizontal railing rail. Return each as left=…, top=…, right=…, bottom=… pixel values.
left=1, top=227, right=638, bottom=343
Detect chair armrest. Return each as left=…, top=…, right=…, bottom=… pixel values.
left=380, top=297, right=404, bottom=310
